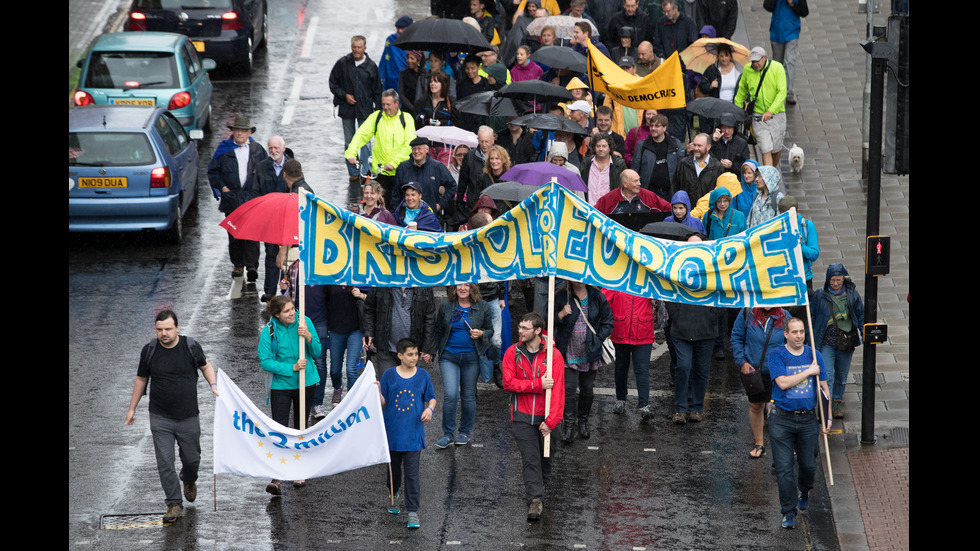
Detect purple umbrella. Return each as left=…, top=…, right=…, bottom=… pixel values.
left=500, top=162, right=587, bottom=192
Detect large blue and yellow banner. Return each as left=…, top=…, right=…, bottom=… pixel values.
left=301, top=184, right=807, bottom=307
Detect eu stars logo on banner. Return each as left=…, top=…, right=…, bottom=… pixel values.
left=213, top=362, right=389, bottom=480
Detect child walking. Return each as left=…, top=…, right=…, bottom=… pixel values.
left=378, top=338, right=437, bottom=529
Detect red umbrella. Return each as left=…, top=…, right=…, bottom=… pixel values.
left=219, top=192, right=299, bottom=246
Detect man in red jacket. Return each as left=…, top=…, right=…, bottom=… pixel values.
left=503, top=312, right=565, bottom=521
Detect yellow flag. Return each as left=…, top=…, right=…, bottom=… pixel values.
left=586, top=42, right=686, bottom=110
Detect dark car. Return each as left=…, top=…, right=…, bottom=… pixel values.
left=69, top=105, right=201, bottom=243
left=127, top=0, right=267, bottom=73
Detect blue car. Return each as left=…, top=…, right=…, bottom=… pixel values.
left=74, top=32, right=215, bottom=132
left=69, top=105, right=202, bottom=243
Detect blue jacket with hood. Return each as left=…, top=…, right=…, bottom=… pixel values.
left=810, top=263, right=864, bottom=347
left=702, top=187, right=747, bottom=239
left=665, top=190, right=705, bottom=232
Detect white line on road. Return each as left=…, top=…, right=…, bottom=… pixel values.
left=302, top=16, right=319, bottom=58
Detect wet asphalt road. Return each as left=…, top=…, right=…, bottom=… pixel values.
left=69, top=1, right=838, bottom=548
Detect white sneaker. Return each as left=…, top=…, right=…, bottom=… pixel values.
left=313, top=405, right=326, bottom=419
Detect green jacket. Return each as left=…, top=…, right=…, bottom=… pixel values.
left=258, top=315, right=322, bottom=390
left=345, top=109, right=416, bottom=176
left=734, top=60, right=787, bottom=116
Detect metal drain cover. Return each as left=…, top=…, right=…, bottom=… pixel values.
left=100, top=513, right=166, bottom=529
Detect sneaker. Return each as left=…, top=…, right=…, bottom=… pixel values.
left=613, top=400, right=626, bottom=414
left=832, top=399, right=844, bottom=419
left=455, top=434, right=470, bottom=446
left=639, top=405, right=652, bottom=422
left=781, top=512, right=796, bottom=529
left=688, top=411, right=704, bottom=423
left=672, top=412, right=687, bottom=425
left=332, top=388, right=343, bottom=405
left=388, top=493, right=401, bottom=514
left=527, top=499, right=543, bottom=521
left=786, top=94, right=797, bottom=106
left=163, top=503, right=183, bottom=523
left=183, top=481, right=197, bottom=503
left=265, top=480, right=282, bottom=496
left=435, top=436, right=453, bottom=449
left=312, top=405, right=327, bottom=420
left=798, top=492, right=809, bottom=512
left=407, top=511, right=420, bottom=529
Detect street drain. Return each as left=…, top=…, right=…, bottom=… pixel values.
left=100, top=513, right=166, bottom=530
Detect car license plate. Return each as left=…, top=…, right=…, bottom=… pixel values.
left=79, top=177, right=128, bottom=188
left=111, top=98, right=155, bottom=106
left=192, top=41, right=205, bottom=52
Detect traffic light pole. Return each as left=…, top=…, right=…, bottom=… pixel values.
left=860, top=49, right=887, bottom=446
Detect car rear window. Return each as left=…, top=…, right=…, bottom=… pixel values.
left=69, top=133, right=157, bottom=166
left=84, top=52, right=179, bottom=89
left=133, top=0, right=233, bottom=8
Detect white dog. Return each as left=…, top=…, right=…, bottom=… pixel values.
left=788, top=144, right=805, bottom=174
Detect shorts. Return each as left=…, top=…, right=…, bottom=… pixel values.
left=747, top=373, right=773, bottom=404
left=752, top=112, right=786, bottom=154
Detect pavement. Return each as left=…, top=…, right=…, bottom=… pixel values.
left=68, top=1, right=909, bottom=549
left=736, top=2, right=910, bottom=550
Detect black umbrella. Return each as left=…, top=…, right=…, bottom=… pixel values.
left=607, top=211, right=671, bottom=232
left=480, top=181, right=537, bottom=203
left=393, top=18, right=493, bottom=54
left=686, top=97, right=748, bottom=121
left=638, top=221, right=702, bottom=240
left=530, top=46, right=587, bottom=73
left=509, top=112, right=589, bottom=135
left=497, top=80, right=575, bottom=103
left=455, top=92, right=521, bottom=117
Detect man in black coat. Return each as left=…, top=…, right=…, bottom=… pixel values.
left=250, top=135, right=292, bottom=301
left=604, top=0, right=653, bottom=54
left=208, top=115, right=268, bottom=280
left=671, top=132, right=724, bottom=203
left=695, top=0, right=739, bottom=39
left=329, top=35, right=383, bottom=183
left=709, top=113, right=750, bottom=175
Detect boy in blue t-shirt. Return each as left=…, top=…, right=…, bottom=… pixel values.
left=378, top=338, right=437, bottom=529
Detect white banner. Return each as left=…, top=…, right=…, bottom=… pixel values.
left=213, top=363, right=389, bottom=479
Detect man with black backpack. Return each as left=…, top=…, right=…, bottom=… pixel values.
left=345, top=89, right=416, bottom=208
left=125, top=310, right=218, bottom=524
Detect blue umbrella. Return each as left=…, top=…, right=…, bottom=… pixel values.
left=500, top=162, right=587, bottom=192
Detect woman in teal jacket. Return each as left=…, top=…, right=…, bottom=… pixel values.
left=259, top=295, right=322, bottom=494
left=702, top=187, right=747, bottom=239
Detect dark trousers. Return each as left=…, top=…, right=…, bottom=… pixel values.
left=150, top=413, right=200, bottom=506
left=564, top=367, right=597, bottom=418
left=613, top=342, right=652, bottom=408
left=375, top=174, right=396, bottom=212
left=512, top=421, right=554, bottom=505
left=263, top=242, right=281, bottom=297
left=227, top=233, right=260, bottom=269
left=270, top=385, right=316, bottom=430
left=388, top=450, right=422, bottom=513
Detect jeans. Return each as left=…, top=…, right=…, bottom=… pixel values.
left=769, top=407, right=819, bottom=515
left=478, top=299, right=503, bottom=382
left=820, top=344, right=854, bottom=401
left=613, top=342, right=651, bottom=408
left=312, top=321, right=330, bottom=407
left=439, top=350, right=480, bottom=438
left=332, top=329, right=364, bottom=391
left=388, top=450, right=421, bottom=513
left=672, top=338, right=713, bottom=413
left=771, top=39, right=799, bottom=98
left=342, top=117, right=370, bottom=177
left=150, top=413, right=201, bottom=506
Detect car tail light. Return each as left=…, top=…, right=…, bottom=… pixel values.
left=151, top=167, right=171, bottom=188
left=169, top=92, right=192, bottom=109
left=221, top=12, right=243, bottom=30
left=73, top=90, right=95, bottom=106
left=128, top=12, right=147, bottom=31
